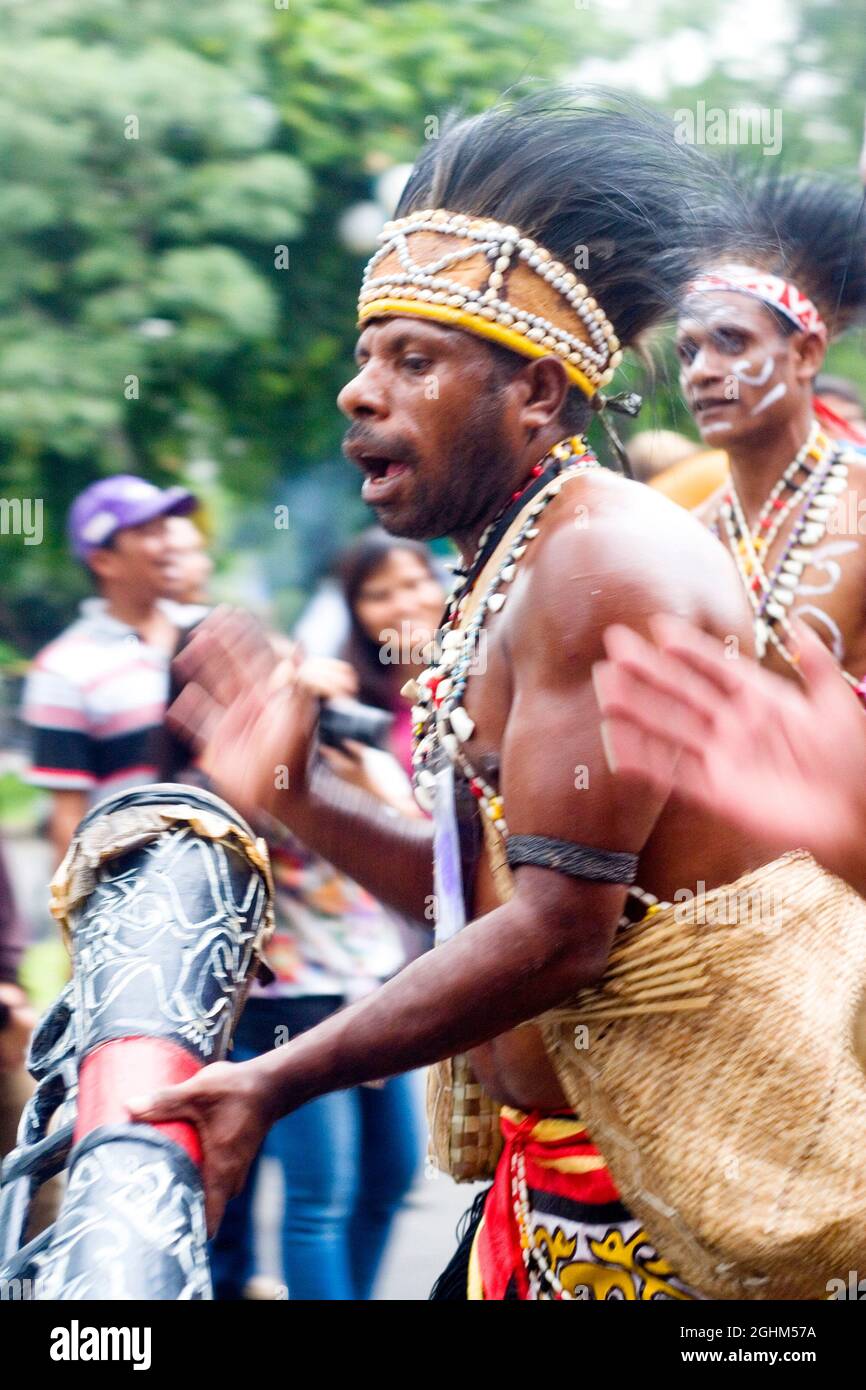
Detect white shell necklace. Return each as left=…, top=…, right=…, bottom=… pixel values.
left=718, top=422, right=850, bottom=669
left=405, top=437, right=599, bottom=825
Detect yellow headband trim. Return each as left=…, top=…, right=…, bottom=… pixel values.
left=357, top=297, right=599, bottom=399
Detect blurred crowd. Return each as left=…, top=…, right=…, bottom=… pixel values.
left=2, top=364, right=864, bottom=1296
left=1, top=475, right=450, bottom=1298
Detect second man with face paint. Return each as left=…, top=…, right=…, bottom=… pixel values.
left=677, top=173, right=866, bottom=692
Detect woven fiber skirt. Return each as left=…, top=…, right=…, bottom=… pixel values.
left=539, top=851, right=866, bottom=1300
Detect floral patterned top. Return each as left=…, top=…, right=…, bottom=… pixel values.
left=254, top=832, right=405, bottom=999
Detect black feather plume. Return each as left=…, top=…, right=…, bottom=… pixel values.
left=710, top=169, right=866, bottom=339
left=396, top=86, right=746, bottom=351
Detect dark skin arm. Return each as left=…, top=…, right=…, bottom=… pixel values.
left=595, top=613, right=866, bottom=899
left=280, top=761, right=434, bottom=922
left=130, top=515, right=678, bottom=1234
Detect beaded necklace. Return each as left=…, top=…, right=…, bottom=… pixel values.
left=404, top=436, right=673, bottom=936
left=412, top=442, right=675, bottom=1299
left=406, top=436, right=597, bottom=825
left=446, top=454, right=559, bottom=612
left=716, top=423, right=852, bottom=675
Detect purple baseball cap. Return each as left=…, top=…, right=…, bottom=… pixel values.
left=68, top=474, right=198, bottom=561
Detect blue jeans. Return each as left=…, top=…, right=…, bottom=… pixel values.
left=209, top=995, right=422, bottom=1300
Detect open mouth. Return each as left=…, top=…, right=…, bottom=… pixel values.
left=356, top=455, right=412, bottom=505
left=693, top=397, right=734, bottom=416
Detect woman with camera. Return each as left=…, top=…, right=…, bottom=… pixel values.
left=207, top=531, right=444, bottom=1300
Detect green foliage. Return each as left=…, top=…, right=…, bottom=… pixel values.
left=0, top=0, right=591, bottom=648
left=0, top=0, right=864, bottom=651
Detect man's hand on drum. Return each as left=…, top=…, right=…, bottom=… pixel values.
left=592, top=614, right=866, bottom=898
left=128, top=1060, right=280, bottom=1236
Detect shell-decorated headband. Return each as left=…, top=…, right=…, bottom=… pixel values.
left=357, top=208, right=623, bottom=397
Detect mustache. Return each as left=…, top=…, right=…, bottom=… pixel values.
left=342, top=424, right=420, bottom=467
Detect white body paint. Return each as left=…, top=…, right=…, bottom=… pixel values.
left=750, top=381, right=787, bottom=416
left=797, top=539, right=857, bottom=598
left=794, top=539, right=858, bottom=662
left=796, top=605, right=846, bottom=662
left=732, top=356, right=775, bottom=387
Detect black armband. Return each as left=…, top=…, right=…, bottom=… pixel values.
left=505, top=834, right=638, bottom=885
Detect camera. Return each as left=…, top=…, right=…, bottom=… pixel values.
left=318, top=697, right=394, bottom=751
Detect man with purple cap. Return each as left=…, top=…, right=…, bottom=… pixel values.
left=21, top=475, right=207, bottom=862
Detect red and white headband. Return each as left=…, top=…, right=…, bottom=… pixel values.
left=687, top=262, right=827, bottom=342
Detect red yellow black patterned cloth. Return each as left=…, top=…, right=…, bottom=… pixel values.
left=468, top=1107, right=698, bottom=1300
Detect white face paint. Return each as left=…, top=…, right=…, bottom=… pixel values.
left=732, top=356, right=775, bottom=387
left=680, top=299, right=784, bottom=435
left=686, top=298, right=741, bottom=331
left=750, top=381, right=787, bottom=416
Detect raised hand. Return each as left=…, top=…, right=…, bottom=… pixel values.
left=168, top=607, right=320, bottom=821
left=592, top=615, right=866, bottom=893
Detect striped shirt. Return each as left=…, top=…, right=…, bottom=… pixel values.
left=21, top=598, right=207, bottom=798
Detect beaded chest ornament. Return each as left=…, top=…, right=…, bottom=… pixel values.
left=405, top=437, right=594, bottom=828
left=715, top=421, right=863, bottom=697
